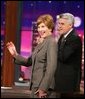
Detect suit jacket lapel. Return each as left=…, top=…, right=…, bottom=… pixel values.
left=32, top=40, right=46, bottom=56
left=58, top=29, right=75, bottom=47
left=65, top=29, right=75, bottom=40
left=31, top=40, right=47, bottom=72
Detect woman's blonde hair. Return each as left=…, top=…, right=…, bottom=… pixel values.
left=37, top=14, right=54, bottom=32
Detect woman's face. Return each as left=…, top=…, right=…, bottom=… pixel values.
left=37, top=23, right=51, bottom=38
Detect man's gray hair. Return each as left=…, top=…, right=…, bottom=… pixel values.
left=57, top=13, right=75, bottom=25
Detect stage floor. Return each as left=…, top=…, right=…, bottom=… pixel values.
left=1, top=86, right=31, bottom=98
left=1, top=85, right=84, bottom=98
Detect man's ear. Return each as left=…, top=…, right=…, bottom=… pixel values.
left=69, top=24, right=73, bottom=28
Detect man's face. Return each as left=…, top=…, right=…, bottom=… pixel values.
left=37, top=23, right=51, bottom=38
left=57, top=18, right=72, bottom=35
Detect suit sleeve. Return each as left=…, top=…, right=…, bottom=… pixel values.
left=39, top=38, right=58, bottom=91
left=58, top=36, right=82, bottom=62
left=14, top=54, right=32, bottom=67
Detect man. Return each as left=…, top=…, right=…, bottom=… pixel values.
left=55, top=13, right=82, bottom=95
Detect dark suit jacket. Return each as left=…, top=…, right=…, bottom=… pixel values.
left=55, top=29, right=82, bottom=93
left=14, top=35, right=58, bottom=91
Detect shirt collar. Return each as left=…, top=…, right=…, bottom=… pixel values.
left=64, top=28, right=73, bottom=38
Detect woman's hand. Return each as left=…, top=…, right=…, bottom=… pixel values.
left=6, top=42, right=18, bottom=57
left=35, top=89, right=47, bottom=98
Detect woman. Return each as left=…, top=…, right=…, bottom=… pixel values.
left=6, top=14, right=58, bottom=98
